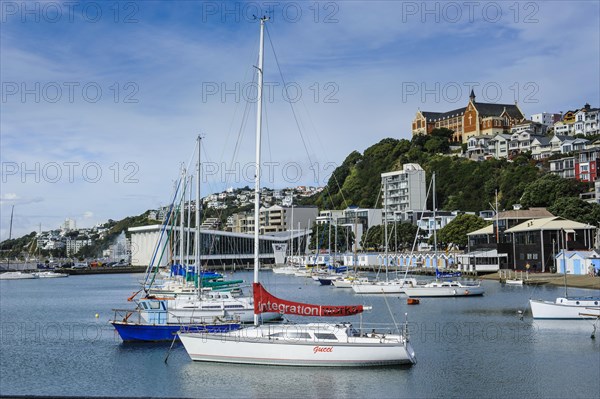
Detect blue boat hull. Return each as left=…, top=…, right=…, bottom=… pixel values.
left=111, top=322, right=240, bottom=342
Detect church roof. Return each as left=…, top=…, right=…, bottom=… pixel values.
left=475, top=102, right=524, bottom=119
left=419, top=99, right=524, bottom=122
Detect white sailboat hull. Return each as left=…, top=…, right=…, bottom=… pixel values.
left=0, top=271, right=38, bottom=280
left=529, top=298, right=600, bottom=319
left=351, top=279, right=417, bottom=294
left=179, top=323, right=416, bottom=366
left=403, top=282, right=484, bottom=297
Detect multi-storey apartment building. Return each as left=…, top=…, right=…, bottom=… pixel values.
left=381, top=164, right=427, bottom=222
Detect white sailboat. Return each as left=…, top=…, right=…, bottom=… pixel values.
left=530, top=250, right=600, bottom=319
left=178, top=18, right=416, bottom=366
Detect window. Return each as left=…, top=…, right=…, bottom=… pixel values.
left=314, top=333, right=338, bottom=340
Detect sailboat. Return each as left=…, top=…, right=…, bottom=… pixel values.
left=110, top=137, right=245, bottom=342
left=178, top=17, right=416, bottom=366
left=401, top=173, right=484, bottom=298
left=0, top=206, right=39, bottom=280
left=529, top=247, right=600, bottom=319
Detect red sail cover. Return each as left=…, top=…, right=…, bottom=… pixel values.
left=253, top=283, right=364, bottom=317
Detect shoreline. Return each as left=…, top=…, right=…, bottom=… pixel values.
left=480, top=272, right=600, bottom=290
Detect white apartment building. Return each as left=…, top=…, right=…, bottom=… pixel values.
left=381, top=164, right=427, bottom=222
left=531, top=112, right=561, bottom=127
left=574, top=106, right=599, bottom=136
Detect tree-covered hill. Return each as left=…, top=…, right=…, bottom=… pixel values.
left=308, top=131, right=597, bottom=222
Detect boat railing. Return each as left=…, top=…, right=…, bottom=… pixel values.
left=111, top=308, right=145, bottom=325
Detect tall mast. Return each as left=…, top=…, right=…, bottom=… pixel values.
left=180, top=165, right=186, bottom=268
left=433, top=172, right=438, bottom=275
left=195, top=136, right=202, bottom=292
left=384, top=177, right=389, bottom=281
left=253, top=16, right=268, bottom=326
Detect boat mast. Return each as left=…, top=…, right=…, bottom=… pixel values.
left=432, top=172, right=438, bottom=277
left=384, top=176, right=389, bottom=281
left=180, top=165, right=186, bottom=270
left=196, top=136, right=202, bottom=293
left=253, top=16, right=268, bottom=326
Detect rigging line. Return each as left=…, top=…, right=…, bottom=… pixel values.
left=265, top=27, right=351, bottom=211
left=219, top=38, right=261, bottom=165
left=265, top=26, right=311, bottom=162
left=263, top=95, right=274, bottom=190
left=227, top=72, right=257, bottom=190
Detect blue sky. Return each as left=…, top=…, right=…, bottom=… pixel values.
left=1, top=0, right=599, bottom=238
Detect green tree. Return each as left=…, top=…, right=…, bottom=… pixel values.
left=521, top=174, right=587, bottom=208
left=437, top=214, right=489, bottom=249
left=548, top=197, right=600, bottom=225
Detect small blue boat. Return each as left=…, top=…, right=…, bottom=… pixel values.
left=110, top=298, right=240, bottom=342
left=111, top=320, right=240, bottom=342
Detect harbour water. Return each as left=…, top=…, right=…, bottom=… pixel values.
left=1, top=272, right=599, bottom=398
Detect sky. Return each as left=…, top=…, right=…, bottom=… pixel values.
left=1, top=0, right=599, bottom=239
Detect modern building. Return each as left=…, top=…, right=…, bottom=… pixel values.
left=412, top=90, right=525, bottom=143
left=259, top=205, right=318, bottom=234
left=381, top=164, right=427, bottom=222
left=229, top=205, right=318, bottom=234
left=128, top=225, right=309, bottom=267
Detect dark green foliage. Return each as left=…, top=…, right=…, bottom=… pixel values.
left=437, top=214, right=489, bottom=249
left=521, top=174, right=587, bottom=208
left=315, top=134, right=545, bottom=213
left=0, top=231, right=37, bottom=258
left=548, top=197, right=600, bottom=226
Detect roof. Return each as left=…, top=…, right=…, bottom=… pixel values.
left=532, top=136, right=552, bottom=145
left=497, top=207, right=554, bottom=220
left=475, top=102, right=524, bottom=119
left=467, top=224, right=494, bottom=236
left=555, top=250, right=600, bottom=260
left=505, top=217, right=595, bottom=233
left=421, top=100, right=524, bottom=123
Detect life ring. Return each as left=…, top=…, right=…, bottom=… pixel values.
left=464, top=290, right=469, bottom=295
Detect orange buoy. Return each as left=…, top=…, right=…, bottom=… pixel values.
left=407, top=298, right=420, bottom=305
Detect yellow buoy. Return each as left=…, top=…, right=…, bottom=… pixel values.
left=95, top=313, right=99, bottom=318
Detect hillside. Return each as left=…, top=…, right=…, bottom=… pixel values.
left=308, top=132, right=598, bottom=224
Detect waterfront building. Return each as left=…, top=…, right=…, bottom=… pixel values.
left=467, top=207, right=554, bottom=270
left=507, top=217, right=594, bottom=272
left=381, top=164, right=427, bottom=222
left=128, top=225, right=309, bottom=267
left=468, top=215, right=596, bottom=272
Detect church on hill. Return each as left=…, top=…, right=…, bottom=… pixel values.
left=411, top=90, right=526, bottom=144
